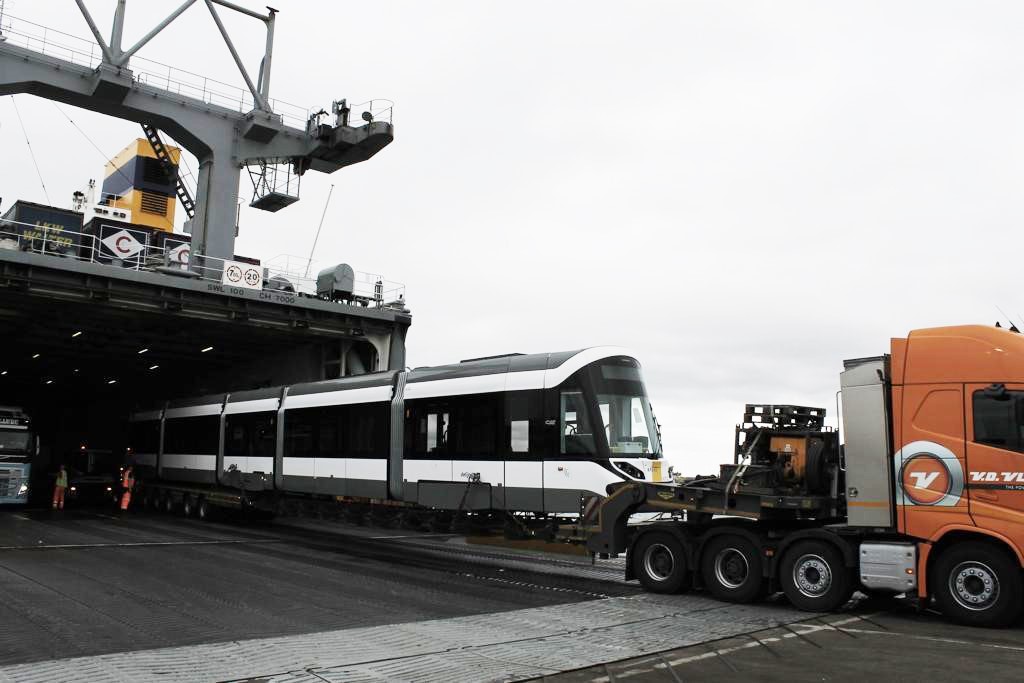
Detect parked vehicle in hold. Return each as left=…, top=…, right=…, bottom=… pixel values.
left=65, top=448, right=120, bottom=506
left=0, top=406, right=34, bottom=505
left=584, top=325, right=1024, bottom=628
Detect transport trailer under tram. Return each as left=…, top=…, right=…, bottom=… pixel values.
left=129, top=347, right=669, bottom=518
left=581, top=325, right=1024, bottom=628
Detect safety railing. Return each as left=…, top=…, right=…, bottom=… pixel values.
left=0, top=218, right=406, bottom=309
left=0, top=13, right=313, bottom=130
left=344, top=99, right=395, bottom=126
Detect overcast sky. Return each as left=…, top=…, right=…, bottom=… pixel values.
left=1, top=1, right=1021, bottom=474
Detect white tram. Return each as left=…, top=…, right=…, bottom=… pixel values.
left=129, top=347, right=668, bottom=513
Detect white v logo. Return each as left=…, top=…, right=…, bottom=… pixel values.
left=909, top=471, right=940, bottom=489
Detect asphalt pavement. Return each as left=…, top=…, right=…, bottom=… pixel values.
left=0, top=506, right=632, bottom=668
left=2, top=506, right=1021, bottom=682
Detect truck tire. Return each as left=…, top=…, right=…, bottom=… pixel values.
left=162, top=492, right=174, bottom=514
left=932, top=542, right=1023, bottom=628
left=182, top=495, right=194, bottom=517
left=197, top=498, right=210, bottom=522
left=633, top=531, right=689, bottom=593
left=701, top=534, right=765, bottom=603
left=780, top=540, right=853, bottom=612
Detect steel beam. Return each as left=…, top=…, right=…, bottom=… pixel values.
left=116, top=0, right=200, bottom=66
left=73, top=0, right=114, bottom=63
left=204, top=0, right=269, bottom=112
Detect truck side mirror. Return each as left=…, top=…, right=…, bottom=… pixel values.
left=984, top=383, right=1010, bottom=401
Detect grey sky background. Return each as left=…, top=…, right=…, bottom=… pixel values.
left=1, top=1, right=1020, bottom=474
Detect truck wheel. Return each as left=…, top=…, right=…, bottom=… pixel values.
left=633, top=531, right=689, bottom=593
left=701, top=534, right=765, bottom=603
left=197, top=498, right=210, bottom=522
left=780, top=540, right=853, bottom=612
left=932, top=542, right=1023, bottom=628
left=182, top=495, right=194, bottom=517
left=162, top=492, right=174, bottom=514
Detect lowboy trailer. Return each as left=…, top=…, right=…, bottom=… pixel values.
left=582, top=325, right=1024, bottom=628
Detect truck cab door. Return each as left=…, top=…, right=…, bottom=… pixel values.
left=897, top=385, right=970, bottom=539
left=964, top=383, right=1024, bottom=531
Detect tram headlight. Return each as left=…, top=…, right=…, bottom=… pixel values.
left=17, top=484, right=28, bottom=496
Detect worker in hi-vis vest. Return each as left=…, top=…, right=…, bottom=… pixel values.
left=120, top=465, right=134, bottom=511
left=52, top=465, right=68, bottom=510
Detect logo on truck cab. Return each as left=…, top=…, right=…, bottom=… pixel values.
left=968, top=471, right=1024, bottom=491
left=894, top=441, right=964, bottom=507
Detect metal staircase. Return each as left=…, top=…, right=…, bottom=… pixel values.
left=141, top=123, right=196, bottom=220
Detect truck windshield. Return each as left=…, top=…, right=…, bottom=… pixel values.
left=0, top=431, right=30, bottom=456
left=591, top=359, right=662, bottom=457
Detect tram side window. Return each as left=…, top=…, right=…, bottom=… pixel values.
left=252, top=413, right=277, bottom=459
left=560, top=390, right=596, bottom=455
left=225, top=419, right=247, bottom=459
left=506, top=391, right=544, bottom=454
left=226, top=412, right=278, bottom=459
left=973, top=389, right=1024, bottom=453
left=129, top=421, right=160, bottom=453
left=411, top=402, right=451, bottom=455
left=284, top=409, right=316, bottom=458
left=510, top=421, right=529, bottom=452
left=347, top=403, right=386, bottom=456
left=164, top=416, right=219, bottom=454
left=318, top=409, right=341, bottom=458
left=454, top=394, right=499, bottom=456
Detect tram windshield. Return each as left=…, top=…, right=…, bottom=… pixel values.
left=592, top=358, right=662, bottom=457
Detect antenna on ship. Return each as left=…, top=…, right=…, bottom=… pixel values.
left=995, top=305, right=1020, bottom=333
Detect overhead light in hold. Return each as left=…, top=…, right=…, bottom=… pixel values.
left=73, top=369, right=79, bottom=373
left=138, top=348, right=149, bottom=354
left=149, top=365, right=159, bottom=371
left=107, top=379, right=117, bottom=385
left=201, top=346, right=214, bottom=353
left=32, top=353, right=40, bottom=359
left=45, top=380, right=53, bottom=385
left=71, top=331, right=82, bottom=338
left=0, top=370, right=6, bottom=376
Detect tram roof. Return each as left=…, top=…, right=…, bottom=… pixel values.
left=149, top=347, right=637, bottom=415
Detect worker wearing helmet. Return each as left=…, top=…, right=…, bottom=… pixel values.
left=52, top=465, right=68, bottom=510
left=120, top=465, right=135, bottom=511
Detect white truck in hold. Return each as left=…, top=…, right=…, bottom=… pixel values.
left=0, top=406, right=34, bottom=505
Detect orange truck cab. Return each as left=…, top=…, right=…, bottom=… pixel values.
left=842, top=324, right=1024, bottom=626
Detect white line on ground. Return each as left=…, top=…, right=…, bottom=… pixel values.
left=577, top=614, right=885, bottom=683
left=0, top=539, right=283, bottom=551
left=367, top=533, right=458, bottom=540
left=836, top=626, right=1024, bottom=652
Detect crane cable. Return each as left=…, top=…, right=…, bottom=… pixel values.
left=51, top=103, right=134, bottom=189
left=10, top=96, right=50, bottom=205
left=304, top=183, right=334, bottom=278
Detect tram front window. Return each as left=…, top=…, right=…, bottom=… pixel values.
left=593, top=359, right=661, bottom=457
